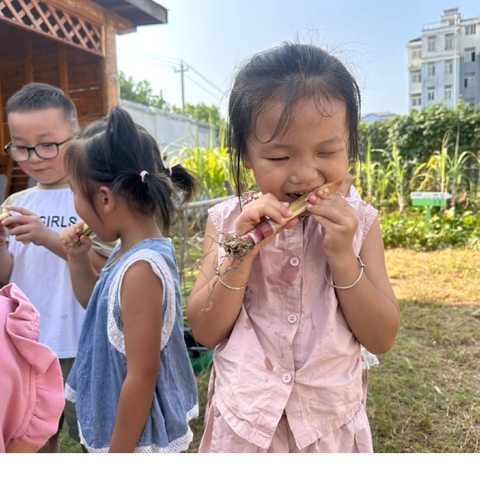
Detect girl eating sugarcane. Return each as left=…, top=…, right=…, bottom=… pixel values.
left=187, top=42, right=400, bottom=453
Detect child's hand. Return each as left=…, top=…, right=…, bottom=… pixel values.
left=236, top=193, right=298, bottom=231
left=306, top=187, right=359, bottom=260
left=233, top=193, right=299, bottom=257
left=60, top=221, right=92, bottom=257
left=2, top=206, right=52, bottom=246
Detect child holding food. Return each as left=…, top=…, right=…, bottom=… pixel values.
left=0, top=83, right=114, bottom=452
left=187, top=42, right=400, bottom=453
left=59, top=107, right=198, bottom=452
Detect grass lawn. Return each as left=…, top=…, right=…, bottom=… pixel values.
left=368, top=248, right=480, bottom=452
left=59, top=247, right=480, bottom=453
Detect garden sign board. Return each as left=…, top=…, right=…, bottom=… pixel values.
left=410, top=192, right=453, bottom=229
left=410, top=192, right=452, bottom=206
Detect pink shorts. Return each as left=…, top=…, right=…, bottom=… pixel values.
left=198, top=397, right=373, bottom=453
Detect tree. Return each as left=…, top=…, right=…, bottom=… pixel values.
left=171, top=103, right=222, bottom=124
left=119, top=71, right=170, bottom=111
left=119, top=72, right=225, bottom=128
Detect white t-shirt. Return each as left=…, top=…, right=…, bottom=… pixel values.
left=2, top=184, right=113, bottom=358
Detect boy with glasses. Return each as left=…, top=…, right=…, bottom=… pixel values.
left=0, top=83, right=115, bottom=452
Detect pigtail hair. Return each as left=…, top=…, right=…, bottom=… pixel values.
left=103, top=107, right=141, bottom=173
left=66, top=106, right=199, bottom=234
left=134, top=171, right=178, bottom=232
left=168, top=164, right=199, bottom=205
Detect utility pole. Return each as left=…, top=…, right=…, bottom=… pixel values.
left=174, top=61, right=189, bottom=114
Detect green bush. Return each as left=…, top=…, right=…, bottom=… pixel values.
left=381, top=208, right=480, bottom=251
left=359, top=100, right=480, bottom=164
left=358, top=101, right=480, bottom=214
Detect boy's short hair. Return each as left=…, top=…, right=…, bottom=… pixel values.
left=6, top=83, right=79, bottom=127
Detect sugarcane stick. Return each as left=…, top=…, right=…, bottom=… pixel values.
left=75, top=223, right=93, bottom=246
left=223, top=183, right=335, bottom=259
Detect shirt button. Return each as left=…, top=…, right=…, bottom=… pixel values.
left=289, top=257, right=300, bottom=266
left=287, top=313, right=298, bottom=324
left=281, top=372, right=292, bottom=384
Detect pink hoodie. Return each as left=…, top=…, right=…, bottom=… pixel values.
left=0, top=283, right=64, bottom=452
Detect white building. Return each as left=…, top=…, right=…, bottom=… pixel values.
left=407, top=7, right=480, bottom=111
left=361, top=112, right=396, bottom=123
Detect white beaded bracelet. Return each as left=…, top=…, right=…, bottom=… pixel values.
left=325, top=256, right=365, bottom=290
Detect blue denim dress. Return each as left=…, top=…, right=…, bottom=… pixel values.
left=65, top=238, right=198, bottom=452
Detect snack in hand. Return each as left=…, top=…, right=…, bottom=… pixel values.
left=223, top=183, right=335, bottom=259
left=0, top=209, right=9, bottom=223
left=75, top=223, right=93, bottom=246
left=0, top=208, right=29, bottom=244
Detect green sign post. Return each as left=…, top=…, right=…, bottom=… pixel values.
left=410, top=192, right=452, bottom=229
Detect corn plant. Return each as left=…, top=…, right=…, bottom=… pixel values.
left=167, top=123, right=231, bottom=201
left=357, top=139, right=379, bottom=205
left=415, top=130, right=478, bottom=209
left=370, top=145, right=418, bottom=213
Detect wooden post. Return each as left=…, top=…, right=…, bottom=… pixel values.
left=0, top=72, right=13, bottom=198
left=0, top=77, right=4, bottom=150
left=58, top=45, right=69, bottom=92
left=24, top=32, right=33, bottom=82
left=101, top=13, right=119, bottom=115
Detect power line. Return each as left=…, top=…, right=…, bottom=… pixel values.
left=184, top=74, right=219, bottom=99
left=120, top=54, right=179, bottom=70
left=118, top=49, right=222, bottom=108
left=120, top=55, right=218, bottom=98
left=185, top=64, right=222, bottom=93
left=119, top=48, right=181, bottom=65
left=118, top=48, right=222, bottom=93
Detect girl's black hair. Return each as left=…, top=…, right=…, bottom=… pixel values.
left=228, top=42, right=361, bottom=196
left=65, top=107, right=198, bottom=233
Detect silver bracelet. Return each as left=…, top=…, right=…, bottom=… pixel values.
left=216, top=270, right=248, bottom=291
left=325, top=256, right=365, bottom=290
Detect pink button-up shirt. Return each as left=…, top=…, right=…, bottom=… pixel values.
left=208, top=195, right=377, bottom=450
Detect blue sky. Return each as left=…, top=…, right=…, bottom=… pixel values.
left=116, top=1, right=480, bottom=116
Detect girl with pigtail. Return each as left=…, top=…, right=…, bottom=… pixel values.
left=59, top=107, right=199, bottom=453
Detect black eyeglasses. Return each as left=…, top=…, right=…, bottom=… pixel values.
left=3, top=137, right=73, bottom=162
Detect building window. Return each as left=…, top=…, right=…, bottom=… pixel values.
left=445, top=34, right=454, bottom=50
left=428, top=63, right=436, bottom=76
left=412, top=49, right=421, bottom=60
left=465, top=25, right=476, bottom=35
left=444, top=86, right=452, bottom=100
left=464, top=74, right=476, bottom=89
left=428, top=36, right=436, bottom=51
left=411, top=71, right=421, bottom=83
left=445, top=60, right=453, bottom=74
left=427, top=88, right=435, bottom=102
left=464, top=47, right=476, bottom=63
left=411, top=95, right=421, bottom=107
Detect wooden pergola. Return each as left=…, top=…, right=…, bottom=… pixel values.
left=0, top=0, right=167, bottom=197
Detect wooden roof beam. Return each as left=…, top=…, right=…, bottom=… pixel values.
left=120, top=0, right=167, bottom=23
left=92, top=0, right=168, bottom=26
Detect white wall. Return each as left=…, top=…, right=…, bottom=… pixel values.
left=120, top=100, right=219, bottom=157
